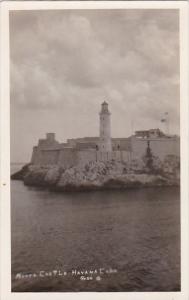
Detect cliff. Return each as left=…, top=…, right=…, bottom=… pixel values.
left=11, top=156, right=180, bottom=191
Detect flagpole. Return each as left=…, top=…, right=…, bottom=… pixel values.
left=160, top=112, right=169, bottom=135
left=165, top=112, right=169, bottom=135
left=131, top=120, right=134, bottom=136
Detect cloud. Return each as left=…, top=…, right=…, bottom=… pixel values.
left=10, top=9, right=180, bottom=162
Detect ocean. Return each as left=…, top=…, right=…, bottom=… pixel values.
left=11, top=164, right=180, bottom=292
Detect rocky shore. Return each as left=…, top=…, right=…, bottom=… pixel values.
left=11, top=156, right=180, bottom=192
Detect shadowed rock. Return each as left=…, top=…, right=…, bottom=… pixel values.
left=11, top=164, right=31, bottom=180
left=11, top=156, right=180, bottom=192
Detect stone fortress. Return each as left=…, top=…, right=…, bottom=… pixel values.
left=31, top=102, right=180, bottom=168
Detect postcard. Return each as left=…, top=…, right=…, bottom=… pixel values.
left=0, top=1, right=188, bottom=299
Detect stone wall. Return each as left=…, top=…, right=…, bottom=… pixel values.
left=31, top=146, right=38, bottom=164
left=67, top=137, right=99, bottom=148
left=58, top=148, right=77, bottom=168
left=75, top=149, right=132, bottom=166
left=40, top=149, right=60, bottom=165
left=112, top=138, right=132, bottom=151
left=131, top=136, right=180, bottom=161
left=31, top=146, right=48, bottom=165
left=96, top=150, right=132, bottom=162
left=76, top=149, right=97, bottom=166
left=31, top=135, right=180, bottom=167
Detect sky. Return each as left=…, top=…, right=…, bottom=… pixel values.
left=10, top=9, right=180, bottom=163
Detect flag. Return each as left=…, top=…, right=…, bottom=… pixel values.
left=161, top=112, right=168, bottom=122
left=161, top=118, right=166, bottom=123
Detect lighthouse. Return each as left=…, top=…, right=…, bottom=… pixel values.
left=99, top=101, right=112, bottom=152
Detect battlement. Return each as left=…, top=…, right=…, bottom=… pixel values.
left=46, top=132, right=55, bottom=141
left=37, top=133, right=59, bottom=148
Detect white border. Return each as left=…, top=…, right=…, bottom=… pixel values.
left=0, top=2, right=188, bottom=300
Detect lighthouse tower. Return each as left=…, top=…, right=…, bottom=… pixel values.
left=99, top=101, right=112, bottom=152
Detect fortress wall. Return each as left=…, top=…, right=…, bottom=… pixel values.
left=96, top=150, right=131, bottom=162
left=38, top=138, right=59, bottom=149
left=111, top=151, right=132, bottom=162
left=131, top=137, right=180, bottom=161
left=76, top=142, right=97, bottom=150
left=112, top=139, right=131, bottom=151
left=76, top=150, right=97, bottom=166
left=120, top=140, right=132, bottom=151
left=121, top=151, right=132, bottom=162
left=131, top=138, right=149, bottom=160
left=31, top=146, right=38, bottom=164
left=67, top=137, right=99, bottom=148
left=31, top=143, right=61, bottom=165
left=30, top=136, right=179, bottom=167
left=67, top=139, right=77, bottom=147
left=59, top=143, right=69, bottom=148
left=40, top=150, right=60, bottom=165
left=31, top=136, right=61, bottom=165
left=150, top=138, right=180, bottom=159
left=76, top=150, right=132, bottom=165
left=31, top=147, right=47, bottom=165
left=97, top=151, right=109, bottom=162
left=58, top=148, right=77, bottom=168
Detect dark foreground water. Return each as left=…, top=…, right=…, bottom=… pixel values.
left=11, top=166, right=180, bottom=292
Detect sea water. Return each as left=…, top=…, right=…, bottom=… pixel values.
left=11, top=164, right=180, bottom=292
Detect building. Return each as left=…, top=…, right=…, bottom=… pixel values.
left=99, top=101, right=112, bottom=152
left=31, top=102, right=180, bottom=167
left=135, top=128, right=166, bottom=139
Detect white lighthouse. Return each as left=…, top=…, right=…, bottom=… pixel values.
left=99, top=101, right=112, bottom=152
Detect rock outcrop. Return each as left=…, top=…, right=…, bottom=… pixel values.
left=11, top=163, right=31, bottom=180
left=11, top=156, right=180, bottom=191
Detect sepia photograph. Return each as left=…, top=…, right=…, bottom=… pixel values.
left=0, top=1, right=188, bottom=299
